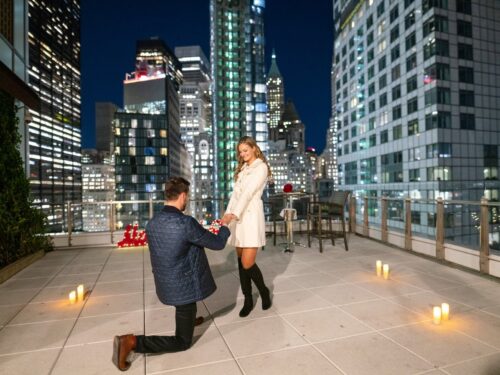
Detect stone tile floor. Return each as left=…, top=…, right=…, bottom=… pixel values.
left=1, top=236, right=500, bottom=374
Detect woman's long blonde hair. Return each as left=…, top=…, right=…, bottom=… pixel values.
left=234, top=136, right=273, bottom=182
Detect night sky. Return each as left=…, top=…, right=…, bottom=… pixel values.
left=81, top=0, right=333, bottom=153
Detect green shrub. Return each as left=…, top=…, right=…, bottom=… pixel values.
left=0, top=90, right=52, bottom=269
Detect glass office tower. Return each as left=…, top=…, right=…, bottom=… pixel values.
left=28, top=0, right=82, bottom=232
left=117, top=39, right=186, bottom=227
left=210, top=0, right=268, bottom=204
left=332, top=0, right=500, bottom=246
left=175, top=46, right=215, bottom=220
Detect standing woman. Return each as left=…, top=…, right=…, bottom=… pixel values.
left=226, top=136, right=272, bottom=317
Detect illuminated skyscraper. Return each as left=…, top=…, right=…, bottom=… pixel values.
left=116, top=38, right=187, bottom=227
left=175, top=46, right=215, bottom=219
left=81, top=149, right=114, bottom=232
left=332, top=0, right=500, bottom=245
left=123, top=38, right=185, bottom=178
left=28, top=0, right=82, bottom=232
left=266, top=50, right=284, bottom=130
left=175, top=46, right=211, bottom=156
left=210, top=0, right=267, bottom=203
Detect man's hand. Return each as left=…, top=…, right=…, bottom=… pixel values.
left=221, top=213, right=236, bottom=226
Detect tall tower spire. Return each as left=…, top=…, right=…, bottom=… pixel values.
left=268, top=49, right=282, bottom=78
left=266, top=49, right=285, bottom=130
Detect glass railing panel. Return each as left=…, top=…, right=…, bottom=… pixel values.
left=443, top=202, right=480, bottom=250
left=367, top=196, right=381, bottom=228
left=387, top=198, right=404, bottom=233
left=411, top=199, right=436, bottom=240
left=488, top=202, right=500, bottom=256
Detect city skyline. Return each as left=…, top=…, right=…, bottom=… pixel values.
left=80, top=0, right=333, bottom=154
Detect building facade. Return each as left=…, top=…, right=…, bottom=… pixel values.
left=210, top=0, right=268, bottom=204
left=27, top=0, right=82, bottom=232
left=268, top=99, right=317, bottom=193
left=333, top=0, right=500, bottom=246
left=0, top=0, right=39, bottom=173
left=114, top=112, right=170, bottom=228
left=81, top=149, right=114, bottom=232
left=266, top=50, right=285, bottom=131
left=116, top=38, right=190, bottom=228
left=175, top=46, right=215, bottom=220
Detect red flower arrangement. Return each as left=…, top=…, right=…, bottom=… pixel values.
left=207, top=219, right=224, bottom=235
left=117, top=223, right=148, bottom=248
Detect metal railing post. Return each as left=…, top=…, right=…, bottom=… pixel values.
left=109, top=202, right=115, bottom=244
left=381, top=197, right=388, bottom=242
left=149, top=198, right=154, bottom=220
left=479, top=197, right=490, bottom=274
left=404, top=198, right=412, bottom=251
left=349, top=196, right=356, bottom=233
left=363, top=196, right=369, bottom=237
left=67, top=202, right=73, bottom=247
left=435, top=198, right=445, bottom=260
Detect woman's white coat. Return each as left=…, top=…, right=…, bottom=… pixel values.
left=226, top=158, right=268, bottom=248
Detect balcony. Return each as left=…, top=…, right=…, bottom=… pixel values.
left=1, top=197, right=500, bottom=374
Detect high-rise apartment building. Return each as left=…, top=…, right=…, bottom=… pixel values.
left=114, top=112, right=169, bottom=228
left=333, top=0, right=500, bottom=245
left=321, top=119, right=339, bottom=184
left=266, top=50, right=285, bottom=130
left=123, top=38, right=185, bottom=178
left=81, top=149, right=114, bottom=232
left=175, top=46, right=215, bottom=219
left=268, top=99, right=316, bottom=192
left=116, top=39, right=188, bottom=227
left=175, top=46, right=211, bottom=155
left=27, top=0, right=82, bottom=232
left=210, top=0, right=268, bottom=203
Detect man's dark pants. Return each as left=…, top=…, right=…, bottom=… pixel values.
left=134, top=302, right=197, bottom=353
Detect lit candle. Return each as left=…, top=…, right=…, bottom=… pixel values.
left=383, top=264, right=390, bottom=280
left=77, top=284, right=85, bottom=302
left=441, top=303, right=450, bottom=320
left=69, top=290, right=76, bottom=304
left=433, top=306, right=442, bottom=325
left=376, top=260, right=382, bottom=277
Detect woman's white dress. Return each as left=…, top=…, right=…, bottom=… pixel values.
left=226, top=158, right=268, bottom=248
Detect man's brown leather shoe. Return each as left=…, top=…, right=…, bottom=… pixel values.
left=195, top=316, right=204, bottom=326
left=113, top=334, right=136, bottom=371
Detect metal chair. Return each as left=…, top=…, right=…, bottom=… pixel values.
left=307, top=190, right=350, bottom=252
left=264, top=196, right=286, bottom=246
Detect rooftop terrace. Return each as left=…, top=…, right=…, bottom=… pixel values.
left=1, top=235, right=500, bottom=374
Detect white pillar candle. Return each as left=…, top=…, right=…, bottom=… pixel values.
left=433, top=306, right=442, bottom=325
left=382, top=264, right=390, bottom=280
left=376, top=260, right=382, bottom=277
left=441, top=303, right=450, bottom=320
left=69, top=291, right=76, bottom=304
left=77, top=284, right=85, bottom=302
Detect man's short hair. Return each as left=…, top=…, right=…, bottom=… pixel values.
left=165, top=177, right=190, bottom=201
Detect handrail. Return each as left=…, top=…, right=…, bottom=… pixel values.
left=49, top=196, right=500, bottom=278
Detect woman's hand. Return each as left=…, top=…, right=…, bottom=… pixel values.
left=221, top=213, right=237, bottom=225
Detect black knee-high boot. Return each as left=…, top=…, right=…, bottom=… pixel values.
left=238, top=258, right=253, bottom=317
left=246, top=263, right=272, bottom=310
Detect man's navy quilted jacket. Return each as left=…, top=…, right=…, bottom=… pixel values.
left=146, top=205, right=230, bottom=306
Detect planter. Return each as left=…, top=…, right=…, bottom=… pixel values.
left=0, top=250, right=45, bottom=284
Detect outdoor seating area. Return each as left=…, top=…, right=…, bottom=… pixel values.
left=1, top=235, right=500, bottom=374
